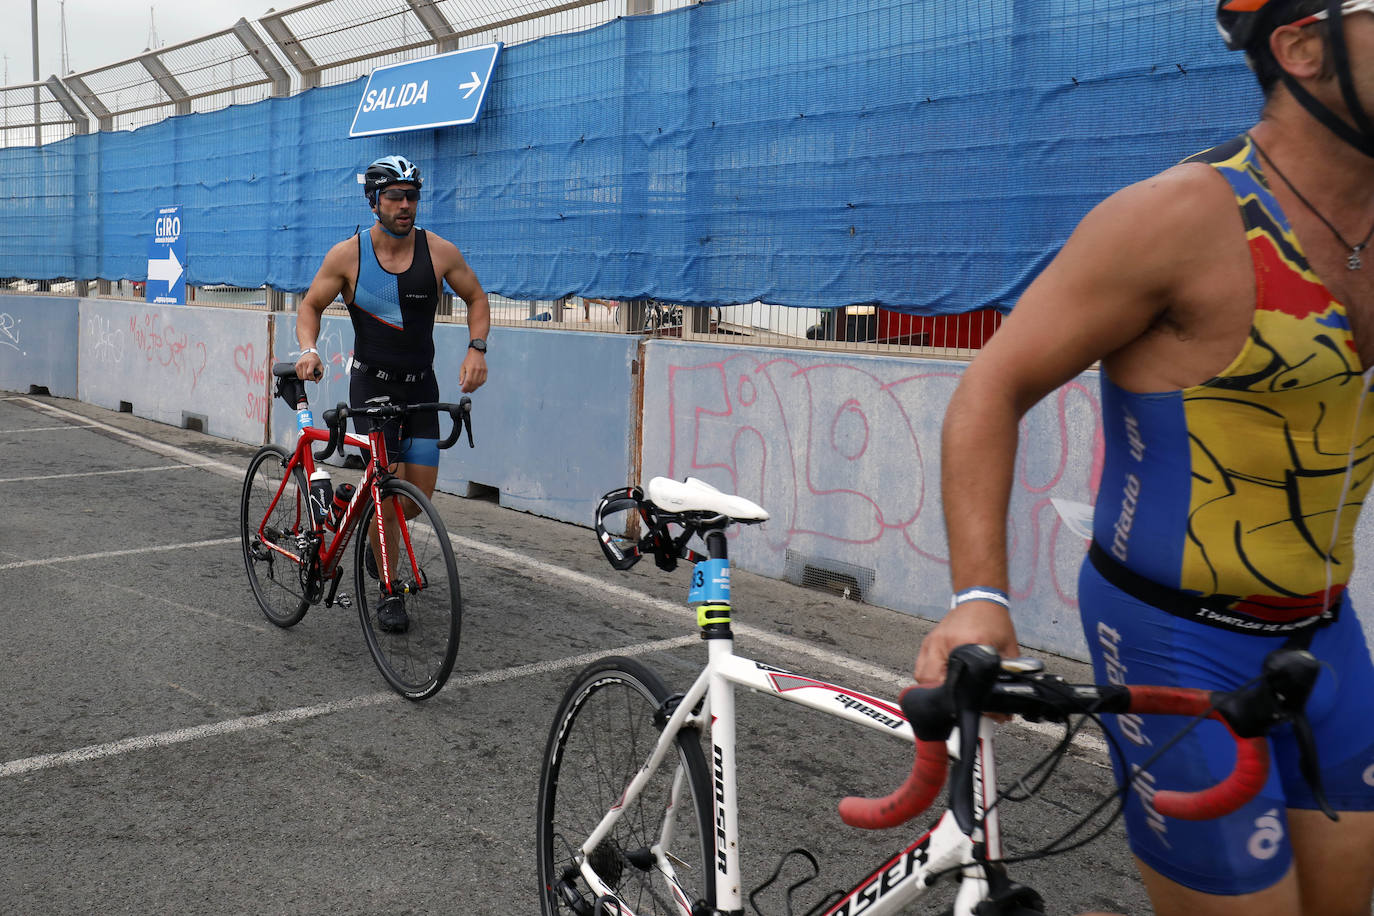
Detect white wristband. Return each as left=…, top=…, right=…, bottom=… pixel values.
left=950, top=587, right=1010, bottom=611
left=300, top=347, right=320, bottom=357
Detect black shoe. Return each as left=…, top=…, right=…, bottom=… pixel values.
left=376, top=594, right=409, bottom=633
left=364, top=547, right=379, bottom=580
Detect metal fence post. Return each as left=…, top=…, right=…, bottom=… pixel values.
left=620, top=300, right=648, bottom=334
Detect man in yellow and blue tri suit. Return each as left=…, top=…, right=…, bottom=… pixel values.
left=917, top=3, right=1374, bottom=915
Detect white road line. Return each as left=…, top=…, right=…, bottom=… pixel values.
left=5, top=397, right=1110, bottom=763
left=0, top=424, right=99, bottom=433
left=0, top=538, right=238, bottom=570
left=0, top=462, right=213, bottom=484
left=14, top=397, right=245, bottom=480
left=443, top=532, right=1110, bottom=759
left=0, top=634, right=698, bottom=779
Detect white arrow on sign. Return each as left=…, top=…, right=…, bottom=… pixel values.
left=148, top=247, right=184, bottom=287
left=460, top=71, right=481, bottom=100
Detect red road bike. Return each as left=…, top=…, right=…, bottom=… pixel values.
left=240, top=363, right=473, bottom=700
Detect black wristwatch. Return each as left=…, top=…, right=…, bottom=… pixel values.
left=468, top=338, right=487, bottom=353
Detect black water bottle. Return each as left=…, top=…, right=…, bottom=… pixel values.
left=329, top=483, right=356, bottom=529
left=309, top=467, right=333, bottom=525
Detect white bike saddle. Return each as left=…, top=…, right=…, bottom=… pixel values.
left=645, top=477, right=770, bottom=523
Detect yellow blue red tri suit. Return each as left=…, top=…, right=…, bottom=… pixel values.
left=1078, top=133, right=1374, bottom=894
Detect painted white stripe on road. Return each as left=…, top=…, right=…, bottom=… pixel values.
left=0, top=538, right=238, bottom=570
left=5, top=398, right=1109, bottom=762
left=0, top=424, right=99, bottom=433
left=0, top=462, right=215, bottom=484
left=15, top=397, right=245, bottom=480
left=443, top=532, right=1111, bottom=760
left=0, top=634, right=698, bottom=778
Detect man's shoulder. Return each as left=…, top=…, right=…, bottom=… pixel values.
left=1093, top=159, right=1238, bottom=246
left=419, top=229, right=463, bottom=264
left=327, top=232, right=361, bottom=257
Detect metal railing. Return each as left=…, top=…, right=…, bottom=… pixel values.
left=5, top=0, right=669, bottom=142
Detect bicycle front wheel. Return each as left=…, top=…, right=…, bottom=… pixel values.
left=240, top=444, right=311, bottom=627
left=537, top=657, right=716, bottom=916
left=354, top=479, right=461, bottom=700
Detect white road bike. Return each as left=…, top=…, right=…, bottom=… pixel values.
left=536, top=477, right=1324, bottom=916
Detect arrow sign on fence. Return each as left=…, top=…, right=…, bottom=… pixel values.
left=146, top=205, right=186, bottom=305
left=350, top=43, right=503, bottom=138
left=148, top=248, right=183, bottom=287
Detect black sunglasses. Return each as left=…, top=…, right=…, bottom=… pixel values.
left=379, top=188, right=421, bottom=202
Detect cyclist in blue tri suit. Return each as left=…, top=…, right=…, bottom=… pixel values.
left=294, top=154, right=490, bottom=632
left=916, top=3, right=1374, bottom=915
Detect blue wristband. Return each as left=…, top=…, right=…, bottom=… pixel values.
left=950, top=587, right=1010, bottom=611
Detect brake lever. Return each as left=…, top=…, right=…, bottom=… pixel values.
left=1265, top=650, right=1336, bottom=822
left=458, top=396, right=474, bottom=447
left=1291, top=713, right=1337, bottom=821
left=945, top=645, right=1003, bottom=835
left=1214, top=648, right=1334, bottom=821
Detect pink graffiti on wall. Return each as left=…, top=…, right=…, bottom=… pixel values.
left=665, top=354, right=1103, bottom=606
left=129, top=312, right=208, bottom=392
left=234, top=343, right=272, bottom=424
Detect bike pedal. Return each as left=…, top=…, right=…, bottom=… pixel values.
left=336, top=593, right=353, bottom=608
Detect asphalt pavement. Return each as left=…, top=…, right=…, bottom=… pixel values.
left=0, top=391, right=1148, bottom=915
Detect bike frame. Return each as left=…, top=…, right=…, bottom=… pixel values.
left=251, top=421, right=420, bottom=591
left=576, top=569, right=1002, bottom=916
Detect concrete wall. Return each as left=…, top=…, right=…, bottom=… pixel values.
left=269, top=315, right=639, bottom=528
left=11, top=295, right=1374, bottom=663
left=77, top=299, right=273, bottom=446
left=639, top=341, right=1101, bottom=659
left=0, top=296, right=80, bottom=398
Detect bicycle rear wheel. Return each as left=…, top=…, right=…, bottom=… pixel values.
left=354, top=478, right=461, bottom=700
left=537, top=657, right=716, bottom=916
left=240, top=444, right=311, bottom=627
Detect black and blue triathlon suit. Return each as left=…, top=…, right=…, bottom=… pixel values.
left=346, top=226, right=442, bottom=467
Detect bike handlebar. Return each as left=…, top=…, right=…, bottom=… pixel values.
left=314, top=398, right=474, bottom=462
left=838, top=643, right=1323, bottom=832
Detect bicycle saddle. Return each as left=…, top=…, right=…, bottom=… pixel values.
left=645, top=476, right=770, bottom=522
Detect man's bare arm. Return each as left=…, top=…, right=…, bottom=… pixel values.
left=915, top=167, right=1221, bottom=683
left=431, top=234, right=491, bottom=392
left=294, top=239, right=353, bottom=380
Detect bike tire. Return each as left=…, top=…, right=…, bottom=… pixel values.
left=354, top=478, right=461, bottom=700
left=240, top=444, right=312, bottom=628
left=537, top=657, right=716, bottom=916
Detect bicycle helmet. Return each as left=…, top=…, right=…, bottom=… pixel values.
left=1218, top=0, right=1374, bottom=158
left=1216, top=0, right=1308, bottom=52
left=363, top=155, right=422, bottom=205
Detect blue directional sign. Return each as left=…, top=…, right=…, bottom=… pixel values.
left=350, top=43, right=503, bottom=138
left=146, top=205, right=186, bottom=305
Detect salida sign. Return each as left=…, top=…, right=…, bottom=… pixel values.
left=349, top=43, right=502, bottom=137
left=359, top=81, right=432, bottom=113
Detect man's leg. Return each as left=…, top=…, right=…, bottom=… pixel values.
left=369, top=461, right=438, bottom=576
left=1137, top=858, right=1299, bottom=916
left=1289, top=808, right=1374, bottom=915
left=1132, top=809, right=1374, bottom=916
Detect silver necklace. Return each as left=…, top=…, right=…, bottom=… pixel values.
left=1248, top=133, right=1374, bottom=270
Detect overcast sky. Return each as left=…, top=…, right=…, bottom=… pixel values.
left=3, top=0, right=276, bottom=84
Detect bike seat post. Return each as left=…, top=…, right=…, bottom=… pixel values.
left=692, top=522, right=742, bottom=909
left=695, top=526, right=732, bottom=641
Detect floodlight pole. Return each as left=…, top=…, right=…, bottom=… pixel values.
left=31, top=0, right=42, bottom=146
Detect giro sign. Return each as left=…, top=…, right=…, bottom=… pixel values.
left=349, top=43, right=503, bottom=137
left=146, top=205, right=186, bottom=305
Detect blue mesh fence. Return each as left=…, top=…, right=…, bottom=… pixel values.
left=0, top=0, right=1262, bottom=314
